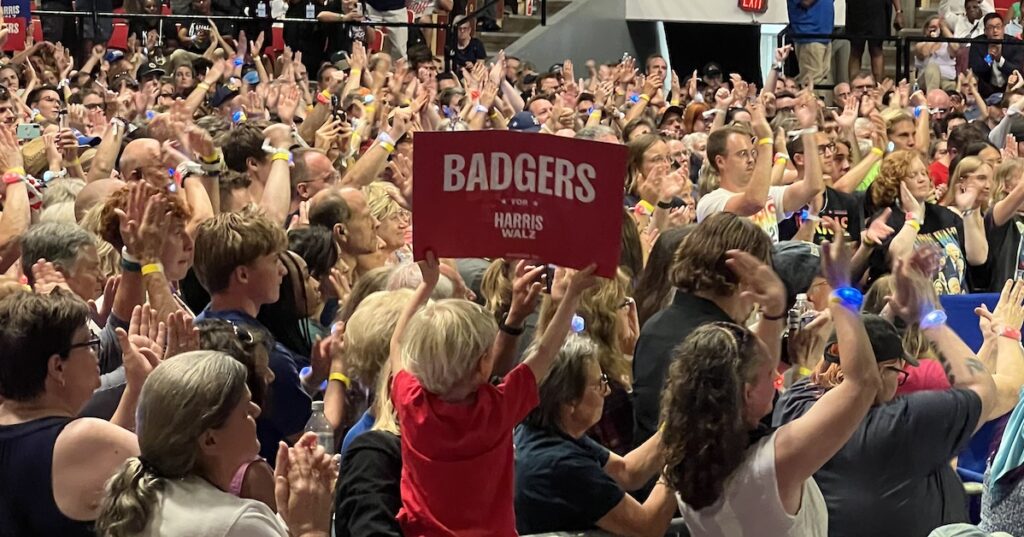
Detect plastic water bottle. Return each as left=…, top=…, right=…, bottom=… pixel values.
left=304, top=401, right=334, bottom=454
left=788, top=293, right=815, bottom=335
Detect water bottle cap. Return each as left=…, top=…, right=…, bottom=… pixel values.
left=312, top=400, right=324, bottom=411
left=795, top=293, right=808, bottom=301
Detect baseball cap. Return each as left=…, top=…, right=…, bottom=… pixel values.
left=104, top=49, right=125, bottom=63
left=137, top=62, right=166, bottom=81
left=659, top=105, right=685, bottom=127
left=703, top=62, right=723, bottom=78
left=986, top=92, right=1005, bottom=106
left=508, top=111, right=541, bottom=132
left=824, top=314, right=919, bottom=366
left=210, top=83, right=240, bottom=108
left=772, top=241, right=823, bottom=311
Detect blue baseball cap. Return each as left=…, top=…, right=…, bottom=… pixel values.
left=508, top=111, right=541, bottom=132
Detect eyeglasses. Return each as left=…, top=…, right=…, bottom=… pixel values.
left=732, top=149, right=758, bottom=160
left=817, top=143, right=837, bottom=155
left=883, top=364, right=910, bottom=386
left=65, top=337, right=101, bottom=355
left=589, top=372, right=611, bottom=394
left=83, top=102, right=104, bottom=110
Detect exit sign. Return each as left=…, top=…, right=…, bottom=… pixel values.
left=739, top=0, right=767, bottom=14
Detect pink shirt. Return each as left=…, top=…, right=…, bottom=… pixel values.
left=897, top=359, right=952, bottom=396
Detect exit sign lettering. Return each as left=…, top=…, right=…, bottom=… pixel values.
left=739, top=0, right=767, bottom=14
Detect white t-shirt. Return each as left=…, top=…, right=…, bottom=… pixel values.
left=138, top=475, right=287, bottom=537
left=678, top=432, right=828, bottom=537
left=696, top=185, right=790, bottom=243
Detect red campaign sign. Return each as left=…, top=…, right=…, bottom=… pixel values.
left=412, top=130, right=626, bottom=278
left=2, top=18, right=26, bottom=52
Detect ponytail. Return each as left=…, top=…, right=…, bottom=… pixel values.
left=95, top=457, right=164, bottom=537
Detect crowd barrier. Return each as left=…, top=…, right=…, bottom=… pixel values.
left=780, top=30, right=1018, bottom=91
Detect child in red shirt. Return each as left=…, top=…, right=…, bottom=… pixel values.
left=388, top=252, right=597, bottom=536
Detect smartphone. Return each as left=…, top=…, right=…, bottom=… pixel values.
left=543, top=264, right=555, bottom=294
left=331, top=95, right=347, bottom=123
left=58, top=109, right=68, bottom=131
left=16, top=123, right=41, bottom=141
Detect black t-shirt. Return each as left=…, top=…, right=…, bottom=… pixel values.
left=451, top=38, right=487, bottom=73
left=513, top=423, right=625, bottom=535
left=866, top=203, right=970, bottom=294
left=333, top=430, right=402, bottom=537
left=632, top=291, right=732, bottom=445
left=778, top=186, right=864, bottom=244
left=773, top=380, right=982, bottom=537
left=985, top=210, right=1024, bottom=291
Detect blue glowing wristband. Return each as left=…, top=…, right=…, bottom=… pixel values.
left=829, top=287, right=863, bottom=311
left=919, top=309, right=948, bottom=330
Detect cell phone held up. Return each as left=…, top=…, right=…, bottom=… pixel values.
left=16, top=123, right=41, bottom=142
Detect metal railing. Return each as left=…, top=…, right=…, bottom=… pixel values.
left=780, top=29, right=1022, bottom=89
left=26, top=0, right=533, bottom=72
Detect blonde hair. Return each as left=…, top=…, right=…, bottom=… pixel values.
left=941, top=156, right=991, bottom=210
left=364, top=181, right=403, bottom=222
left=96, top=351, right=248, bottom=537
left=480, top=259, right=512, bottom=316
left=371, top=361, right=399, bottom=435
left=993, top=158, right=1024, bottom=204
left=79, top=203, right=121, bottom=280
left=346, top=289, right=413, bottom=385
left=401, top=299, right=497, bottom=395
left=536, top=269, right=633, bottom=385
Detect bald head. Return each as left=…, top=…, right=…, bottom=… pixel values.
left=927, top=89, right=951, bottom=110
left=75, top=178, right=127, bottom=222
left=119, top=139, right=162, bottom=180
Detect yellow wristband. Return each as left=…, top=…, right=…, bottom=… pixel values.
left=141, top=263, right=163, bottom=276
left=272, top=152, right=291, bottom=163
left=6, top=167, right=25, bottom=175
left=905, top=219, right=921, bottom=231
left=329, top=372, right=351, bottom=388
left=775, top=158, right=788, bottom=166
left=589, top=110, right=602, bottom=118
left=670, top=98, right=680, bottom=106
left=351, top=68, right=362, bottom=79
left=380, top=141, right=395, bottom=154
left=757, top=137, right=774, bottom=146
left=638, top=94, right=651, bottom=102
left=870, top=147, right=884, bottom=157
left=364, top=104, right=376, bottom=116
left=197, top=82, right=211, bottom=92
left=798, top=366, right=813, bottom=377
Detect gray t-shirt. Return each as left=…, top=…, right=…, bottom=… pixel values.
left=773, top=379, right=982, bottom=537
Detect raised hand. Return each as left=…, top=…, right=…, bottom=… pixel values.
left=887, top=255, right=938, bottom=325
left=863, top=207, right=895, bottom=245
left=88, top=275, right=120, bottom=327
left=115, top=305, right=165, bottom=389
left=507, top=261, right=545, bottom=323
left=31, top=259, right=71, bottom=294
left=274, top=434, right=335, bottom=537
left=164, top=310, right=199, bottom=358
left=725, top=249, right=786, bottom=320
left=418, top=250, right=440, bottom=289
left=820, top=217, right=851, bottom=289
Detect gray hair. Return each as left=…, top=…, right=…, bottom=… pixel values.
left=386, top=262, right=454, bottom=299
left=575, top=125, right=618, bottom=142
left=96, top=351, right=249, bottom=537
left=682, top=132, right=708, bottom=153
left=42, top=178, right=85, bottom=207
left=523, top=334, right=600, bottom=432
left=20, top=222, right=97, bottom=284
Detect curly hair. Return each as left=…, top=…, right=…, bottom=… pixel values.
left=661, top=322, right=768, bottom=510
left=96, top=185, right=192, bottom=251
left=670, top=212, right=771, bottom=296
left=871, top=150, right=921, bottom=209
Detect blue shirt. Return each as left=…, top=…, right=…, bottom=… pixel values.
left=787, top=0, right=834, bottom=43
left=341, top=409, right=375, bottom=456
left=195, top=307, right=312, bottom=462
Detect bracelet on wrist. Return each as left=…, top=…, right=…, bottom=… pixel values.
left=762, top=307, right=787, bottom=321
left=638, top=94, right=651, bottom=102
left=829, top=287, right=864, bottom=311
left=870, top=147, right=885, bottom=157
left=919, top=309, right=948, bottom=330
left=656, top=200, right=675, bottom=210
left=905, top=219, right=921, bottom=231
left=1000, top=326, right=1023, bottom=341
left=120, top=258, right=142, bottom=273
left=329, top=371, right=352, bottom=388
left=271, top=151, right=292, bottom=164
left=121, top=247, right=140, bottom=264
left=499, top=311, right=525, bottom=336
left=756, top=137, right=774, bottom=146
left=141, top=262, right=164, bottom=276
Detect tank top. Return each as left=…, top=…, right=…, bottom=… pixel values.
left=678, top=432, right=828, bottom=537
left=0, top=416, right=96, bottom=537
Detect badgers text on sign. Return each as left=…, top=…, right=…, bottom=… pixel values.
left=413, top=130, right=626, bottom=278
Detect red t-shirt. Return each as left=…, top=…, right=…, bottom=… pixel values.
left=929, top=160, right=949, bottom=187
left=896, top=358, right=952, bottom=396
left=391, top=363, right=540, bottom=536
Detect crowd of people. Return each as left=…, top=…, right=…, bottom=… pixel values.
left=3, top=0, right=1024, bottom=536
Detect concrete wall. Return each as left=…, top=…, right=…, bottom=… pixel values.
left=504, top=0, right=638, bottom=71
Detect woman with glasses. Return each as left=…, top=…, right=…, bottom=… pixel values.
left=865, top=150, right=985, bottom=294
left=362, top=181, right=412, bottom=269
left=513, top=334, right=675, bottom=536
left=0, top=290, right=139, bottom=535
left=774, top=254, right=1000, bottom=537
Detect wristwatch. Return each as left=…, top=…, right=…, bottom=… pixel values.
left=498, top=311, right=525, bottom=336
